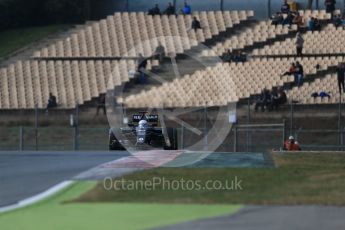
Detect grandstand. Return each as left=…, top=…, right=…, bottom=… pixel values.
left=0, top=10, right=254, bottom=109
left=121, top=56, right=344, bottom=108
left=115, top=11, right=345, bottom=108
left=1, top=9, right=344, bottom=110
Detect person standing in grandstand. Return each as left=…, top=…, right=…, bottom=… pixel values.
left=163, top=2, right=176, bottom=15
left=181, top=1, right=191, bottom=15
left=281, top=0, right=290, bottom=14
left=308, top=17, right=316, bottom=31
left=295, top=61, right=304, bottom=86
left=154, top=42, right=165, bottom=62
left=336, top=62, right=345, bottom=94
left=137, top=53, right=148, bottom=84
left=283, top=11, right=295, bottom=26
left=325, top=0, right=336, bottom=15
left=148, top=4, right=161, bottom=15
left=295, top=32, right=304, bottom=56
left=283, top=136, right=301, bottom=151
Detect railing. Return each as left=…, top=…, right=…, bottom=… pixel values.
left=1, top=123, right=345, bottom=151
left=0, top=127, right=109, bottom=151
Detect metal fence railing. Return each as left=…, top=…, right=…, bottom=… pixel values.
left=1, top=123, right=345, bottom=151
left=0, top=127, right=109, bottom=151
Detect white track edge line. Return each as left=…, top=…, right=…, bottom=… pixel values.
left=0, top=180, right=74, bottom=214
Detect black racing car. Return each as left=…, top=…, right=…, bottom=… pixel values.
left=109, top=112, right=178, bottom=150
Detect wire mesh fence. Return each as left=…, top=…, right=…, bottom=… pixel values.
left=1, top=123, right=344, bottom=152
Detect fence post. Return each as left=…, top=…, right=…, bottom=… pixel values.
left=35, top=105, right=38, bottom=151
left=180, top=124, right=184, bottom=150
left=19, top=126, right=23, bottom=151
left=233, top=125, right=237, bottom=152
left=338, top=95, right=342, bottom=150
left=290, top=99, right=294, bottom=136
left=204, top=106, right=208, bottom=149
left=246, top=98, right=251, bottom=152
left=283, top=119, right=286, bottom=147
left=73, top=105, right=80, bottom=151
left=340, top=129, right=344, bottom=151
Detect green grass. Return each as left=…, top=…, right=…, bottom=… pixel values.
left=0, top=182, right=242, bottom=230
left=75, top=153, right=345, bottom=205
left=0, top=24, right=69, bottom=59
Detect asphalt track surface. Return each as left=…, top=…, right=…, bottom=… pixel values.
left=2, top=151, right=345, bottom=230
left=0, top=151, right=271, bottom=207
left=0, top=151, right=128, bottom=207
left=155, top=205, right=345, bottom=230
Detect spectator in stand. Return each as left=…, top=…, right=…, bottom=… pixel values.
left=46, top=92, right=57, bottom=113
left=281, top=0, right=290, bottom=14
left=319, top=91, right=331, bottom=98
left=272, top=88, right=287, bottom=110
left=311, top=91, right=331, bottom=99
left=308, top=17, right=316, bottom=31
left=153, top=42, right=165, bottom=62
left=181, top=1, right=191, bottom=15
left=281, top=62, right=296, bottom=76
left=315, top=63, right=321, bottom=70
left=137, top=53, right=148, bottom=84
left=295, top=32, right=304, bottom=56
left=222, top=50, right=247, bottom=63
left=269, top=88, right=279, bottom=111
left=239, top=51, right=247, bottom=62
left=148, top=4, right=161, bottom=15
left=333, top=13, right=343, bottom=27
left=292, top=12, right=304, bottom=27
left=188, top=16, right=202, bottom=32
left=271, top=12, right=284, bottom=25
left=325, top=0, right=336, bottom=15
left=336, top=62, right=345, bottom=94
left=96, top=94, right=106, bottom=115
left=270, top=88, right=287, bottom=110
left=295, top=61, right=304, bottom=86
left=163, top=2, right=175, bottom=15
left=255, top=88, right=271, bottom=112
left=314, top=17, right=321, bottom=30
left=283, top=11, right=295, bottom=26
left=223, top=49, right=233, bottom=62
left=283, top=136, right=301, bottom=151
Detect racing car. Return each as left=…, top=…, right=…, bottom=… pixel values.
left=109, top=112, right=178, bottom=150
